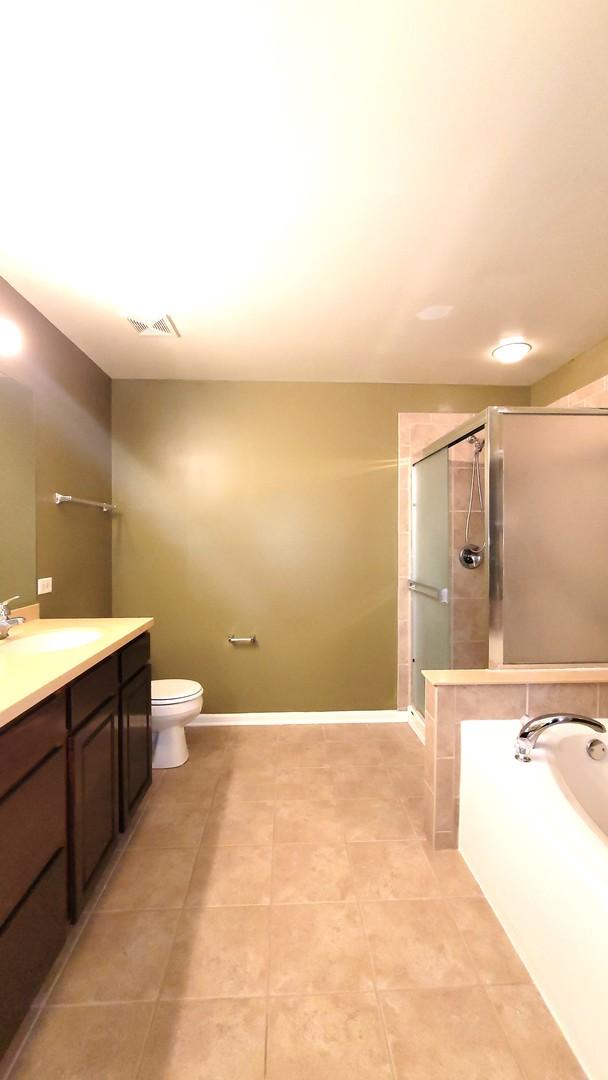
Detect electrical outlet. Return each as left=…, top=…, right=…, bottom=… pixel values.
left=37, top=577, right=53, bottom=595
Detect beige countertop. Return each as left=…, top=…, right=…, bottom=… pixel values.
left=0, top=617, right=154, bottom=729
left=424, top=666, right=608, bottom=686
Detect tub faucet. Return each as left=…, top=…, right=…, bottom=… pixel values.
left=515, top=713, right=607, bottom=762
left=0, top=596, right=26, bottom=640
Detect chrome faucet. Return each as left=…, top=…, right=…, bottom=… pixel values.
left=515, top=713, right=607, bottom=762
left=0, top=596, right=26, bottom=640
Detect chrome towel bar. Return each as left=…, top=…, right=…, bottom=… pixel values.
left=408, top=579, right=449, bottom=604
left=228, top=635, right=257, bottom=645
left=55, top=492, right=118, bottom=514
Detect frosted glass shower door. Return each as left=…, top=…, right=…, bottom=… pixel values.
left=411, top=448, right=450, bottom=715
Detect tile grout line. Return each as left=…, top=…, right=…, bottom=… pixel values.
left=133, top=757, right=219, bottom=1080
left=263, top=783, right=278, bottom=1079
left=481, top=985, right=529, bottom=1080
left=341, top=824, right=399, bottom=1080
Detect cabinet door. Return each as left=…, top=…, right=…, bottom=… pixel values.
left=119, top=665, right=151, bottom=832
left=0, top=851, right=67, bottom=1057
left=68, top=699, right=118, bottom=922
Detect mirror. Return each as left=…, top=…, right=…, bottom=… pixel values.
left=0, top=373, right=36, bottom=606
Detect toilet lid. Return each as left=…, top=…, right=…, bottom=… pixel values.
left=151, top=678, right=203, bottom=705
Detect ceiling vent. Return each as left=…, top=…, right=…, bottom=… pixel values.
left=127, top=315, right=180, bottom=338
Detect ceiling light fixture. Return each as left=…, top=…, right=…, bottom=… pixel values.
left=491, top=338, right=531, bottom=364
left=0, top=317, right=23, bottom=357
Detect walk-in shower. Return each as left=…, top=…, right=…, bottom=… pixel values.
left=409, top=406, right=608, bottom=716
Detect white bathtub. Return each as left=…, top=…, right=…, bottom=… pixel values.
left=460, top=717, right=608, bottom=1080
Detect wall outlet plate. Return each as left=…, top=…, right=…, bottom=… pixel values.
left=37, top=577, right=53, bottom=595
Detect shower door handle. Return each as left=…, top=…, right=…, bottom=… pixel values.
left=408, top=579, right=449, bottom=604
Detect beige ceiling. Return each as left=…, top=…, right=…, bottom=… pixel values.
left=2, top=0, right=608, bottom=384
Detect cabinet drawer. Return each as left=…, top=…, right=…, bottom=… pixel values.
left=0, top=850, right=67, bottom=1057
left=0, top=692, right=66, bottom=800
left=69, top=655, right=118, bottom=731
left=120, top=633, right=150, bottom=684
left=0, top=748, right=66, bottom=928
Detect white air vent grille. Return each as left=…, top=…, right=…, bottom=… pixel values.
left=127, top=315, right=180, bottom=337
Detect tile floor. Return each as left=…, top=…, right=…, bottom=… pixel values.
left=2, top=722, right=585, bottom=1080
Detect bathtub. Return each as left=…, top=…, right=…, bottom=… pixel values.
left=459, top=717, right=608, bottom=1080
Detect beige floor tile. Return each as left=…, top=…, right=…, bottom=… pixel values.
left=382, top=987, right=522, bottom=1079
left=266, top=993, right=393, bottom=1079
left=233, top=726, right=280, bottom=745
left=95, top=848, right=196, bottom=911
left=325, top=742, right=385, bottom=768
left=274, top=799, right=344, bottom=843
left=331, top=765, right=394, bottom=799
left=11, top=1003, right=154, bottom=1080
left=51, top=910, right=179, bottom=1003
left=203, top=800, right=275, bottom=845
left=222, top=745, right=277, bottom=769
left=275, top=741, right=330, bottom=767
left=406, top=797, right=425, bottom=836
left=388, top=764, right=425, bottom=797
left=323, top=723, right=375, bottom=740
left=348, top=841, right=440, bottom=901
left=423, top=844, right=482, bottom=897
left=153, top=761, right=220, bottom=803
left=338, top=799, right=414, bottom=842
left=486, top=985, right=586, bottom=1080
left=449, top=897, right=530, bottom=985
left=187, top=727, right=235, bottom=749
left=161, top=906, right=270, bottom=999
left=275, top=766, right=334, bottom=800
left=361, top=899, right=477, bottom=989
left=276, top=725, right=326, bottom=745
left=272, top=843, right=355, bottom=903
left=214, top=768, right=276, bottom=803
left=138, top=998, right=266, bottom=1080
left=185, top=738, right=229, bottom=766
left=186, top=844, right=272, bottom=906
left=129, top=799, right=208, bottom=849
left=269, top=903, right=373, bottom=994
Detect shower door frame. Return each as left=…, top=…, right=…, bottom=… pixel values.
left=413, top=406, right=608, bottom=672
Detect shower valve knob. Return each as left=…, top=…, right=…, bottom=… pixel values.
left=459, top=546, right=484, bottom=569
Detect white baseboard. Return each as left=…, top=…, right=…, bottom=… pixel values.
left=188, top=709, right=404, bottom=728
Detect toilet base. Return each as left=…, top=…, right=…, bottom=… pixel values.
left=152, top=725, right=189, bottom=769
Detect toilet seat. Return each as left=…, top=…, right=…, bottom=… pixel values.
left=151, top=678, right=203, bottom=706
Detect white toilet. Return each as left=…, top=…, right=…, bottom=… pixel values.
left=150, top=679, right=204, bottom=768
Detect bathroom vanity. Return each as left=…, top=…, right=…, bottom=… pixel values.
left=0, top=617, right=153, bottom=1055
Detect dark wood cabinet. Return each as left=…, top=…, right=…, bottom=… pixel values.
left=119, top=665, right=151, bottom=831
left=0, top=630, right=152, bottom=1056
left=0, top=851, right=67, bottom=1057
left=68, top=697, right=119, bottom=922
left=0, top=692, right=68, bottom=1057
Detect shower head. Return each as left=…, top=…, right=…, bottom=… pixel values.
left=468, top=435, right=485, bottom=453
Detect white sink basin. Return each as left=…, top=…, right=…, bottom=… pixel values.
left=6, top=628, right=103, bottom=655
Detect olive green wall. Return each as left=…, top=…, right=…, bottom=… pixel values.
left=0, top=277, right=112, bottom=616
left=531, top=335, right=608, bottom=405
left=112, top=380, right=528, bottom=712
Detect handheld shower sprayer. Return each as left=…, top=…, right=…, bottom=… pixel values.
left=459, top=435, right=486, bottom=569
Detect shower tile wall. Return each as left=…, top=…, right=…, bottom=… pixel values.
left=448, top=440, right=488, bottom=671
left=550, top=374, right=608, bottom=408
left=397, top=413, right=472, bottom=710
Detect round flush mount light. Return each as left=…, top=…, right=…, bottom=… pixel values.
left=0, top=317, right=23, bottom=357
left=491, top=338, right=532, bottom=364
left=417, top=305, right=453, bottom=321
